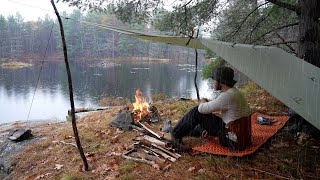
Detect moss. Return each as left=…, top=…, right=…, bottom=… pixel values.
left=0, top=61, right=32, bottom=68
left=120, top=174, right=139, bottom=180
left=239, top=81, right=259, bottom=96
left=62, top=175, right=75, bottom=180
left=119, top=160, right=136, bottom=174
left=207, top=156, right=234, bottom=169
left=0, top=57, right=9, bottom=61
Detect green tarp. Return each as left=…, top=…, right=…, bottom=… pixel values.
left=91, top=23, right=320, bottom=130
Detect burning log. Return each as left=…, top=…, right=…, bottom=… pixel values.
left=132, top=89, right=160, bottom=122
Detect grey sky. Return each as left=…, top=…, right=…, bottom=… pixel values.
left=1, top=0, right=75, bottom=21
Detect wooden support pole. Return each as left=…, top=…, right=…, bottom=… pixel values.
left=194, top=29, right=200, bottom=101
left=51, top=0, right=89, bottom=171
left=194, top=48, right=200, bottom=101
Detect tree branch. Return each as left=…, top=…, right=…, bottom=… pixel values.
left=252, top=22, right=298, bottom=43
left=275, top=33, right=297, bottom=54
left=266, top=0, right=300, bottom=14
left=265, top=40, right=297, bottom=46
left=227, top=2, right=269, bottom=41
left=245, top=10, right=272, bottom=43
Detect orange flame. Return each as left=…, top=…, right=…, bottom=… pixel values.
left=133, top=89, right=150, bottom=121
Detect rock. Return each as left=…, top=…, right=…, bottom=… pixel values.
left=8, top=129, right=32, bottom=142
left=297, top=132, right=310, bottom=145
left=287, top=109, right=320, bottom=138
left=110, top=110, right=134, bottom=131
left=161, top=119, right=172, bottom=133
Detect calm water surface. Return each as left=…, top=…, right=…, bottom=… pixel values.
left=0, top=60, right=214, bottom=123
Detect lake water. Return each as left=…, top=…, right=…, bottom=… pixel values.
left=0, top=59, right=214, bottom=123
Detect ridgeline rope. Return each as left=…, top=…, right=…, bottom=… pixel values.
left=26, top=23, right=54, bottom=123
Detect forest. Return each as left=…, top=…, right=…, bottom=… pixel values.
left=0, top=10, right=191, bottom=60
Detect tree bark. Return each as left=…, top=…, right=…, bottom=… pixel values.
left=51, top=0, right=89, bottom=171
left=266, top=0, right=300, bottom=14
left=297, top=0, right=320, bottom=68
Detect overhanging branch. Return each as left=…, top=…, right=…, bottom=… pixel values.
left=245, top=10, right=273, bottom=43
left=252, top=22, right=298, bottom=43
left=265, top=40, right=297, bottom=46
left=266, top=0, right=300, bottom=14
left=275, top=33, right=297, bottom=54
left=227, top=2, right=269, bottom=41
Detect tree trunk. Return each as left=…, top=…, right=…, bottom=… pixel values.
left=298, top=0, right=320, bottom=67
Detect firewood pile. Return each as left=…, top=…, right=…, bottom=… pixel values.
left=110, top=122, right=180, bottom=170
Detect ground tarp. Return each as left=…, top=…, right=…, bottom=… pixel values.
left=193, top=112, right=289, bottom=157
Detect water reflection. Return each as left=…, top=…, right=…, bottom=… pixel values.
left=0, top=60, right=214, bottom=123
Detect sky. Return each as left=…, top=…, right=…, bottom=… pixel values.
left=0, top=0, right=212, bottom=37
left=1, top=0, right=75, bottom=21
left=0, top=0, right=178, bottom=21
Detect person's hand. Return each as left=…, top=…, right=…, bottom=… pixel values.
left=200, top=98, right=209, bottom=103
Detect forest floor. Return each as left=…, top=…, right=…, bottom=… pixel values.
left=1, top=83, right=320, bottom=179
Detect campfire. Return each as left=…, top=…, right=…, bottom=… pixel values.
left=110, top=89, right=179, bottom=171
left=132, top=89, right=159, bottom=122
left=132, top=89, right=150, bottom=121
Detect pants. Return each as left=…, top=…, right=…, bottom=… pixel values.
left=172, top=106, right=225, bottom=139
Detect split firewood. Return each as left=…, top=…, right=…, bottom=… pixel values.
left=138, top=122, right=164, bottom=139
left=123, top=148, right=135, bottom=156
left=138, top=143, right=176, bottom=162
left=130, top=125, right=144, bottom=131
left=144, top=135, right=168, bottom=147
left=139, top=140, right=180, bottom=159
left=131, top=150, right=165, bottom=164
left=134, top=135, right=167, bottom=147
left=151, top=143, right=181, bottom=159
left=141, top=148, right=160, bottom=157
left=150, top=148, right=176, bottom=162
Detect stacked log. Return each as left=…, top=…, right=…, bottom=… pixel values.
left=111, top=134, right=180, bottom=170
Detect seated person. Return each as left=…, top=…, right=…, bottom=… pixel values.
left=172, top=66, right=252, bottom=151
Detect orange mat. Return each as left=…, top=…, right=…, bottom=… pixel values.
left=192, top=112, right=289, bottom=157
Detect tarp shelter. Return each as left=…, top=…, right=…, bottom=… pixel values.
left=89, top=23, right=320, bottom=130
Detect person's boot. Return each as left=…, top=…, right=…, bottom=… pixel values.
left=170, top=132, right=190, bottom=152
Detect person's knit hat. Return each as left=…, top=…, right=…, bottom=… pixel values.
left=212, top=66, right=237, bottom=86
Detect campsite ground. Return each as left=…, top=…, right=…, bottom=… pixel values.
left=1, top=83, right=320, bottom=179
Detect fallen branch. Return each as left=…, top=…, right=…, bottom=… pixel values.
left=60, top=141, right=77, bottom=148
left=250, top=167, right=291, bottom=180
left=68, top=107, right=110, bottom=115
left=111, top=152, right=155, bottom=166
